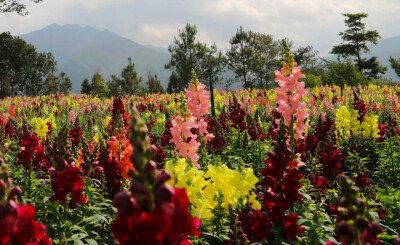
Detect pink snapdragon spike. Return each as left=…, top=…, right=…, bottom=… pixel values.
left=185, top=82, right=210, bottom=119
left=274, top=42, right=308, bottom=139
left=170, top=71, right=214, bottom=166
left=170, top=115, right=201, bottom=165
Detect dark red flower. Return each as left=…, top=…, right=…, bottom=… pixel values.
left=354, top=171, right=370, bottom=189
left=13, top=205, right=52, bottom=245
left=69, top=126, right=83, bottom=146
left=239, top=208, right=271, bottom=242
left=161, top=120, right=173, bottom=147
left=112, top=187, right=200, bottom=245
left=283, top=214, right=306, bottom=241
left=50, top=167, right=87, bottom=207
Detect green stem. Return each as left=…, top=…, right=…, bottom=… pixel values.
left=28, top=163, right=32, bottom=202
left=290, top=115, right=296, bottom=159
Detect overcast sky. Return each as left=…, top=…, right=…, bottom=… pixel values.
left=1, top=0, right=400, bottom=56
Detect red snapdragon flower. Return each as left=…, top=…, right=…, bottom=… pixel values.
left=49, top=167, right=87, bottom=207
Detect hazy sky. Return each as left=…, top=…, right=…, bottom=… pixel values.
left=1, top=0, right=400, bottom=56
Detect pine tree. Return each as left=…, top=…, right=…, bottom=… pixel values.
left=331, top=13, right=386, bottom=79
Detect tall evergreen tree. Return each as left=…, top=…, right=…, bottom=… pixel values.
left=226, top=28, right=283, bottom=89
left=90, top=72, right=109, bottom=97
left=165, top=23, right=224, bottom=93
left=121, top=57, right=141, bottom=94
left=146, top=73, right=164, bottom=94
left=250, top=32, right=281, bottom=88
left=330, top=13, right=386, bottom=78
left=43, top=71, right=72, bottom=95
left=58, top=72, right=72, bottom=95
left=226, top=27, right=254, bottom=89
left=81, top=78, right=92, bottom=94
left=389, top=56, right=400, bottom=79
left=107, top=57, right=142, bottom=96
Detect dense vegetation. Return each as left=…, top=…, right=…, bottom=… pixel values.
left=2, top=45, right=400, bottom=243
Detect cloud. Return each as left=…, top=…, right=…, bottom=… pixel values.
left=0, top=0, right=399, bottom=56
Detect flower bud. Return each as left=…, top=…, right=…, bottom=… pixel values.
left=355, top=217, right=369, bottom=231
left=144, top=161, right=157, bottom=174
left=149, top=145, right=158, bottom=159
left=155, top=170, right=171, bottom=186
left=155, top=184, right=174, bottom=206
left=3, top=200, right=19, bottom=217
left=337, top=222, right=355, bottom=244
left=0, top=180, right=6, bottom=191
left=113, top=192, right=138, bottom=216
left=130, top=181, right=149, bottom=202
left=8, top=186, right=22, bottom=200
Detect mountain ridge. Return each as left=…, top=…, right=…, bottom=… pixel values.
left=18, top=24, right=400, bottom=93
left=20, top=24, right=171, bottom=93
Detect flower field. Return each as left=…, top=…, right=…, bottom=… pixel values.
left=2, top=50, right=400, bottom=245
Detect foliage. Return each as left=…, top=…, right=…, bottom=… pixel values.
left=294, top=45, right=323, bottom=75
left=389, top=56, right=400, bottom=79
left=165, top=23, right=225, bottom=93
left=90, top=72, right=110, bottom=97
left=330, top=12, right=386, bottom=79
left=145, top=72, right=164, bottom=94
left=0, top=31, right=57, bottom=97
left=107, top=57, right=142, bottom=96
left=322, top=59, right=368, bottom=87
left=302, top=74, right=323, bottom=88
left=0, top=0, right=43, bottom=15
left=226, top=27, right=281, bottom=89
left=80, top=78, right=91, bottom=94
left=43, top=71, right=73, bottom=95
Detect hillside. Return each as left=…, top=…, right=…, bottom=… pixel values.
left=20, top=24, right=171, bottom=93
left=369, top=35, right=400, bottom=81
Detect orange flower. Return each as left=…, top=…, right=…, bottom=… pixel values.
left=0, top=113, right=7, bottom=126
left=119, top=141, right=133, bottom=179
left=8, top=106, right=16, bottom=120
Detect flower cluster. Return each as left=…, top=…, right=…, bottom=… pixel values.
left=274, top=40, right=308, bottom=139
left=170, top=73, right=213, bottom=165
left=229, top=95, right=247, bottom=132
left=45, top=126, right=87, bottom=207
left=69, top=121, right=83, bottom=148
left=170, top=115, right=202, bottom=164
left=111, top=109, right=200, bottom=245
left=336, top=106, right=379, bottom=139
left=204, top=112, right=228, bottom=153
left=165, top=158, right=260, bottom=221
left=31, top=116, right=56, bottom=139
left=17, top=135, right=44, bottom=170
left=238, top=205, right=271, bottom=243
left=49, top=166, right=87, bottom=207
left=107, top=134, right=133, bottom=179
left=0, top=156, right=52, bottom=244
left=185, top=79, right=211, bottom=118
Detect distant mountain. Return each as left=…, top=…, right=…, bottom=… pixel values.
left=144, top=44, right=169, bottom=54
left=20, top=24, right=171, bottom=93
left=369, top=36, right=400, bottom=81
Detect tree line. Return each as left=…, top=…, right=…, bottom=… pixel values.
left=1, top=12, right=400, bottom=97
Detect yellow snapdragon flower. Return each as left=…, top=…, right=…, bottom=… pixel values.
left=165, top=158, right=260, bottom=221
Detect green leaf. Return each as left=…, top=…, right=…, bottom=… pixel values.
left=84, top=238, right=98, bottom=245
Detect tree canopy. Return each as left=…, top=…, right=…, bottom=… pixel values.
left=389, top=56, right=400, bottom=79
left=0, top=0, right=43, bottom=15
left=330, top=13, right=386, bottom=79
left=106, top=57, right=142, bottom=96
left=165, top=23, right=225, bottom=93
left=0, top=32, right=58, bottom=97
